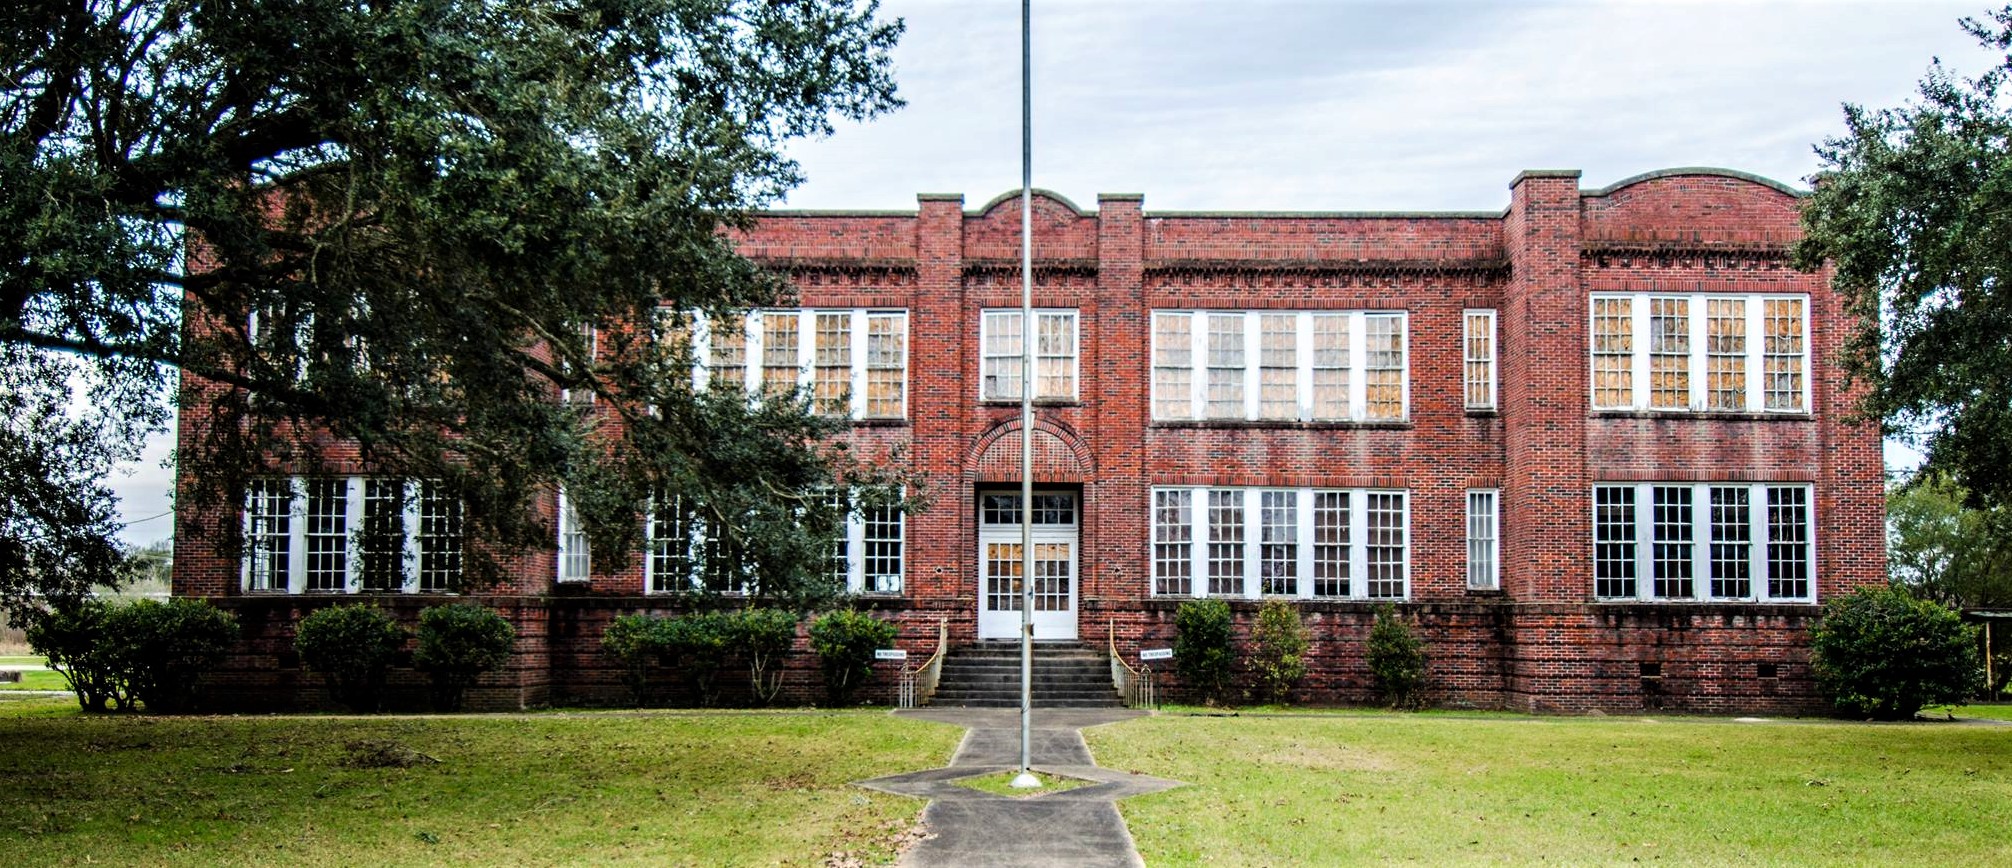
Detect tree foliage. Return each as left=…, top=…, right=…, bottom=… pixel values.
left=1, top=0, right=907, bottom=607
left=1796, top=6, right=2012, bottom=506
left=25, top=596, right=236, bottom=712
left=1887, top=474, right=2012, bottom=609
left=1810, top=585, right=1981, bottom=720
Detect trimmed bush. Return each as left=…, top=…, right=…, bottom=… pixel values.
left=1811, top=585, right=1982, bottom=720
left=808, top=609, right=895, bottom=706
left=27, top=599, right=127, bottom=712
left=109, top=598, right=238, bottom=713
left=601, top=614, right=667, bottom=706
left=661, top=611, right=734, bottom=706
left=730, top=608, right=799, bottom=706
left=295, top=605, right=407, bottom=712
left=1248, top=600, right=1309, bottom=705
left=1174, top=598, right=1235, bottom=705
left=1367, top=605, right=1427, bottom=709
left=413, top=604, right=516, bottom=712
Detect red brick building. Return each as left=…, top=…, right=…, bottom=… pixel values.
left=173, top=167, right=1885, bottom=713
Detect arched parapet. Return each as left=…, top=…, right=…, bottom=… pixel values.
left=1581, top=168, right=1805, bottom=250
left=964, top=417, right=1096, bottom=484
left=963, top=189, right=1098, bottom=262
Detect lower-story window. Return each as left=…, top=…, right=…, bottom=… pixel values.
left=1152, top=486, right=1408, bottom=600
left=646, top=491, right=903, bottom=595
left=242, top=477, right=464, bottom=593
left=1592, top=482, right=1813, bottom=602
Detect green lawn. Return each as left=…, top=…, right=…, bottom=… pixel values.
left=0, top=669, right=67, bottom=691
left=1086, top=712, right=2012, bottom=866
left=0, top=698, right=960, bottom=866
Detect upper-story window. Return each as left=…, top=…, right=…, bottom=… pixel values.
left=1152, top=310, right=1407, bottom=422
left=688, top=309, right=908, bottom=420
left=981, top=309, right=1078, bottom=401
left=1589, top=294, right=1807, bottom=414
left=243, top=477, right=464, bottom=594
left=1464, top=309, right=1497, bottom=411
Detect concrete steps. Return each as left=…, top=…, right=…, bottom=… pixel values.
left=930, top=642, right=1122, bottom=708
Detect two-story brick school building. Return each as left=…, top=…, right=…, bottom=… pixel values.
left=172, top=167, right=1886, bottom=713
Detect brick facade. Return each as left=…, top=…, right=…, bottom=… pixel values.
left=173, top=168, right=1885, bottom=714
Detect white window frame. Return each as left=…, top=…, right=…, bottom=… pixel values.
left=691, top=309, right=908, bottom=419
left=240, top=477, right=463, bottom=594
left=1464, top=309, right=1498, bottom=411
left=644, top=491, right=904, bottom=595
left=1467, top=489, right=1500, bottom=591
left=1587, top=293, right=1809, bottom=413
left=980, top=308, right=1080, bottom=402
left=1150, top=486, right=1409, bottom=601
left=1590, top=482, right=1816, bottom=603
left=556, top=488, right=590, bottom=583
left=1150, top=310, right=1409, bottom=422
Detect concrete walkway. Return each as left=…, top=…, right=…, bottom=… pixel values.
left=858, top=708, right=1180, bottom=868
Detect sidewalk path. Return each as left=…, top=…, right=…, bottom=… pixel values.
left=858, top=708, right=1180, bottom=868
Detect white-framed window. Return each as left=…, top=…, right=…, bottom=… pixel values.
left=1467, top=489, right=1499, bottom=590
left=556, top=489, right=590, bottom=583
left=688, top=309, right=907, bottom=419
left=1464, top=309, right=1497, bottom=410
left=240, top=477, right=464, bottom=593
left=981, top=309, right=1079, bottom=401
left=1591, top=482, right=1814, bottom=602
left=645, top=491, right=903, bottom=595
left=1151, top=310, right=1408, bottom=422
left=1588, top=294, right=1808, bottom=413
left=559, top=324, right=598, bottom=405
left=1151, top=486, right=1408, bottom=600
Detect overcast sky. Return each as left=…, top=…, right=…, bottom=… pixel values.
left=111, top=0, right=1988, bottom=545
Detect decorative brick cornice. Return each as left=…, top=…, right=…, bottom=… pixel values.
left=962, top=258, right=1099, bottom=288
left=762, top=257, right=918, bottom=287
left=1581, top=244, right=1794, bottom=272
left=1144, top=257, right=1507, bottom=290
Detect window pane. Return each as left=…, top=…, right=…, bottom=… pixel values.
left=1364, top=492, right=1406, bottom=599
left=1205, top=313, right=1245, bottom=419
left=863, top=503, right=904, bottom=594
left=244, top=479, right=293, bottom=592
left=1591, top=297, right=1634, bottom=409
left=1153, top=313, right=1194, bottom=420
left=416, top=481, right=462, bottom=593
left=1309, top=314, right=1350, bottom=419
left=1594, top=486, right=1637, bottom=598
left=1154, top=490, right=1193, bottom=596
left=1036, top=312, right=1076, bottom=399
left=1708, top=486, right=1751, bottom=598
left=708, top=316, right=747, bottom=390
left=304, top=479, right=349, bottom=592
left=1464, top=312, right=1496, bottom=409
left=813, top=312, right=851, bottom=414
left=1651, top=485, right=1694, bottom=599
left=1311, top=491, right=1350, bottom=597
left=557, top=491, right=590, bottom=582
left=1767, top=486, right=1810, bottom=599
left=1364, top=315, right=1404, bottom=421
left=1259, top=315, right=1298, bottom=420
left=1260, top=490, right=1298, bottom=595
left=649, top=491, right=696, bottom=593
left=1706, top=298, right=1747, bottom=411
left=1763, top=298, right=1806, bottom=411
left=761, top=312, right=800, bottom=396
left=1467, top=489, right=1498, bottom=590
left=1648, top=298, right=1690, bottom=409
left=1207, top=489, right=1245, bottom=597
left=983, top=311, right=1022, bottom=400
left=358, top=479, right=405, bottom=591
left=865, top=314, right=906, bottom=418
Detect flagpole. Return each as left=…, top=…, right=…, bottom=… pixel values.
left=1010, top=0, right=1041, bottom=791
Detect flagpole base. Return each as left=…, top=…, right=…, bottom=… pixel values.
left=1009, top=771, right=1043, bottom=789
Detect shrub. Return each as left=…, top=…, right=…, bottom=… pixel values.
left=1174, top=598, right=1235, bottom=705
left=1248, top=600, right=1310, bottom=705
left=1367, top=605, right=1427, bottom=709
left=27, top=599, right=127, bottom=712
left=294, top=605, right=407, bottom=712
left=661, top=611, right=734, bottom=706
left=1811, top=585, right=1982, bottom=720
left=413, top=604, right=516, bottom=712
left=807, top=609, right=895, bottom=706
left=601, top=614, right=667, bottom=706
left=730, top=608, right=799, bottom=706
left=109, top=598, right=238, bottom=713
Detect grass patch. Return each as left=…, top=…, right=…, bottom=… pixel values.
left=1087, top=712, right=2012, bottom=865
left=0, top=699, right=959, bottom=866
left=1930, top=703, right=2012, bottom=722
left=0, top=670, right=68, bottom=691
left=0, top=655, right=46, bottom=666
left=951, top=770, right=1094, bottom=798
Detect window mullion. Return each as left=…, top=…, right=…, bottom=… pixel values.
left=796, top=310, right=813, bottom=391
left=1634, top=484, right=1652, bottom=601
left=403, top=480, right=420, bottom=593
left=1744, top=301, right=1764, bottom=413
left=1752, top=483, right=1771, bottom=602
left=345, top=477, right=364, bottom=593
left=849, top=310, right=866, bottom=419
left=1350, top=489, right=1368, bottom=601
left=1297, top=488, right=1314, bottom=599
left=1690, top=483, right=1708, bottom=601
left=1188, top=488, right=1207, bottom=598
left=1688, top=304, right=1706, bottom=410
left=288, top=478, right=306, bottom=594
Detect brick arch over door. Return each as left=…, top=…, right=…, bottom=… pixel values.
left=965, top=418, right=1095, bottom=484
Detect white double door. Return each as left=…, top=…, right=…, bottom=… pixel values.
left=976, top=490, right=1079, bottom=641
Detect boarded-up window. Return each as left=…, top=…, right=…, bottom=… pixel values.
left=761, top=312, right=800, bottom=397
left=1205, top=313, right=1245, bottom=419
left=865, top=313, right=905, bottom=418
left=1590, top=297, right=1634, bottom=409
left=1648, top=297, right=1690, bottom=409
left=1706, top=298, right=1747, bottom=411
left=1152, top=313, right=1194, bottom=420
left=1364, top=314, right=1405, bottom=421
left=1763, top=298, right=1805, bottom=411
left=1464, top=310, right=1496, bottom=409
left=1310, top=314, right=1350, bottom=419
left=1259, top=315, right=1298, bottom=420
left=812, top=312, right=850, bottom=414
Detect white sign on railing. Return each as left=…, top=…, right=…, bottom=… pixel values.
left=875, top=648, right=909, bottom=661
left=1138, top=648, right=1174, bottom=662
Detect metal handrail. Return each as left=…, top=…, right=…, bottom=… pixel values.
left=1108, top=618, right=1154, bottom=709
left=898, top=618, right=949, bottom=709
